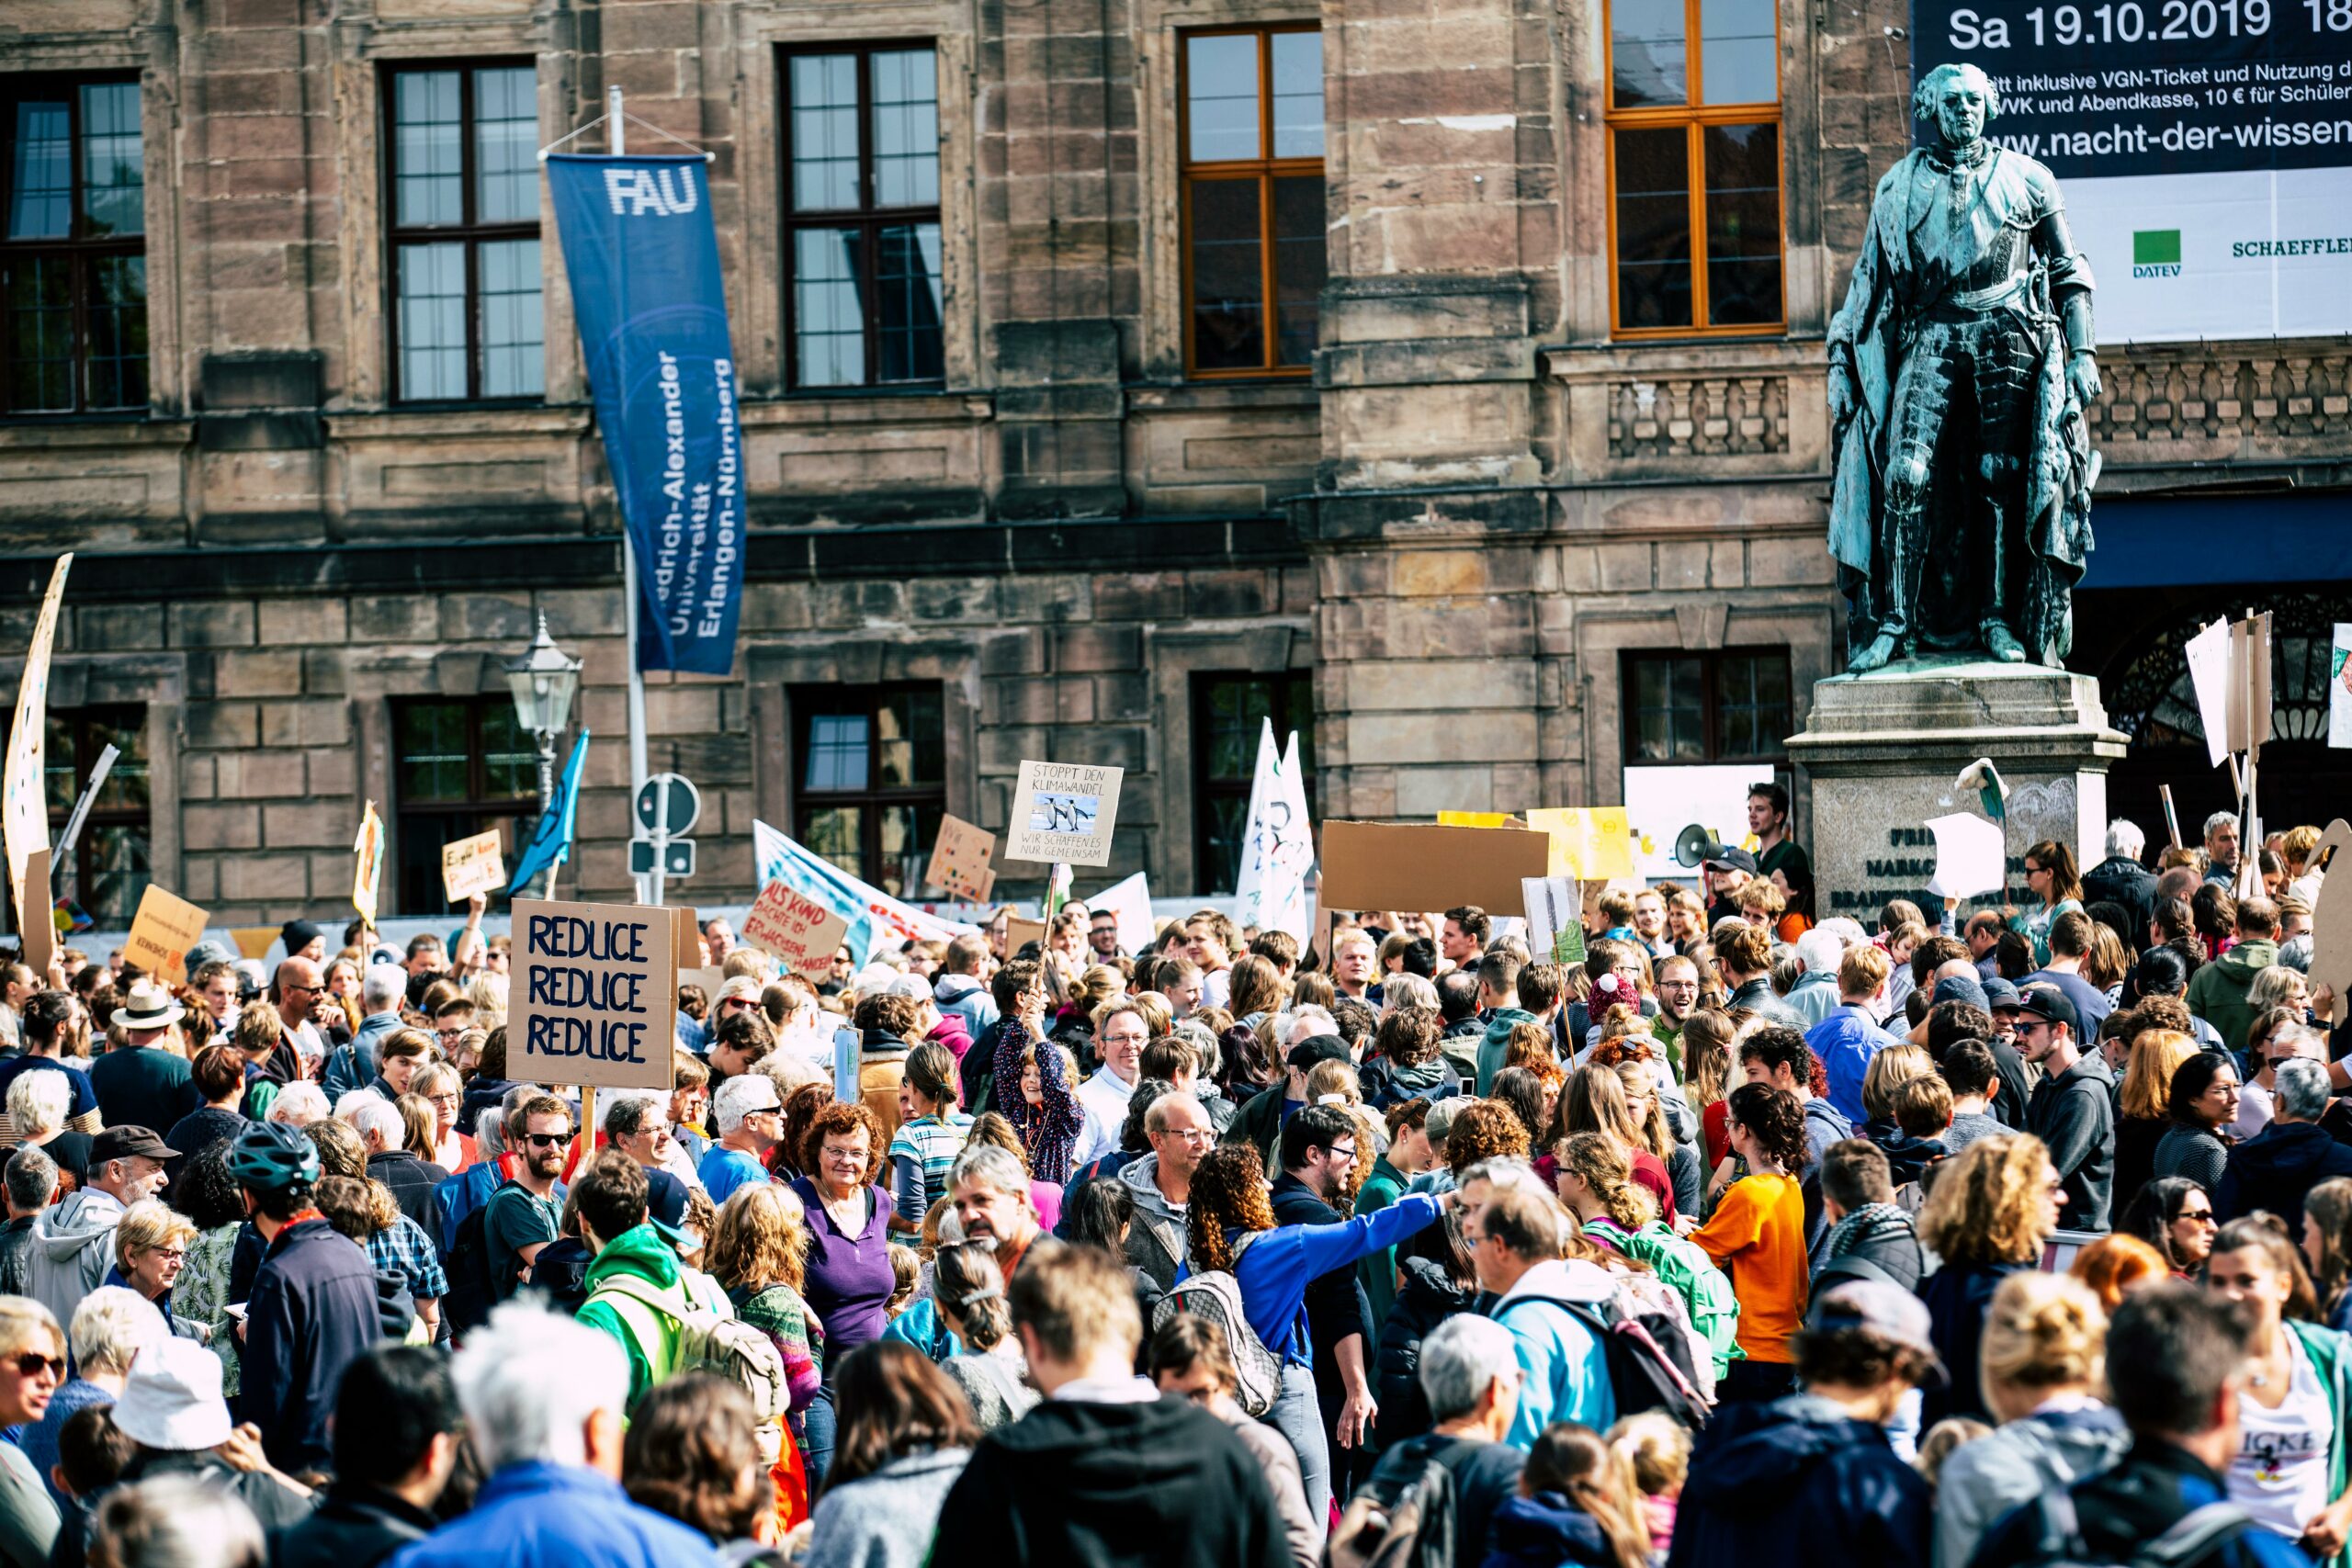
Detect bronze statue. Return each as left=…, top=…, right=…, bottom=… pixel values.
left=1827, top=62, right=2102, bottom=675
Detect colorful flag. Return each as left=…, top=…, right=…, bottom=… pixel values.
left=1232, top=719, right=1315, bottom=941
left=752, top=819, right=975, bottom=964
left=508, top=731, right=590, bottom=895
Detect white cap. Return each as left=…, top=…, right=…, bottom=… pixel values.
left=113, top=1338, right=233, bottom=1451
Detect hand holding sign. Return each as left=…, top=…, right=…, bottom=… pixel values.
left=442, top=830, right=507, bottom=905
left=1007, top=761, right=1124, bottom=868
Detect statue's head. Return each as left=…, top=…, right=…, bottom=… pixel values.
left=1914, top=62, right=1999, bottom=149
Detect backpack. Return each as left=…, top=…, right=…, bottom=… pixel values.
left=1585, top=1216, right=1744, bottom=1387
left=586, top=1269, right=788, bottom=1425
left=440, top=1177, right=524, bottom=1337
left=1346, top=1436, right=1479, bottom=1568
left=2010, top=1486, right=2256, bottom=1568
left=1496, top=1290, right=1710, bottom=1430
left=1151, top=1266, right=1283, bottom=1417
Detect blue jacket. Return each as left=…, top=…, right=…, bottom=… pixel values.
left=324, top=1011, right=404, bottom=1102
left=1481, top=1490, right=1621, bottom=1568
left=1667, top=1393, right=1931, bottom=1568
left=1487, top=1258, right=1617, bottom=1449
left=438, top=1156, right=510, bottom=1255
left=1214, top=1193, right=1443, bottom=1368
left=386, top=1461, right=716, bottom=1568
left=1807, top=1006, right=1906, bottom=1125
left=244, top=1217, right=383, bottom=1473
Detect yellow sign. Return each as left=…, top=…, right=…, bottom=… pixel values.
left=125, top=885, right=209, bottom=987
left=1436, top=811, right=1514, bottom=829
left=1526, top=807, right=1636, bottom=880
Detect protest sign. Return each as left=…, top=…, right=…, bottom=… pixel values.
left=124, top=885, right=209, bottom=987
left=1318, top=820, right=1549, bottom=913
left=753, top=819, right=974, bottom=963
left=1526, top=807, right=1635, bottom=880
left=1522, top=876, right=1585, bottom=966
left=1623, top=764, right=1759, bottom=880
left=441, top=829, right=506, bottom=904
left=230, top=928, right=278, bottom=963
left=510, top=897, right=673, bottom=1091
left=2312, top=820, right=2352, bottom=1029
left=1233, top=722, right=1315, bottom=942
left=17, top=851, right=48, bottom=976
left=679, top=965, right=724, bottom=1005
left=1437, top=811, right=1515, bottom=829
left=1006, top=761, right=1124, bottom=867
left=924, top=815, right=997, bottom=901
left=1088, top=872, right=1155, bottom=954
left=3, top=556, right=67, bottom=941
left=741, top=880, right=851, bottom=980
left=1924, top=812, right=2006, bottom=901
left=352, top=802, right=385, bottom=924
left=1005, top=914, right=1046, bottom=956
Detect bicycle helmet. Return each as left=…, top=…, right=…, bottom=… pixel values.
left=225, top=1121, right=321, bottom=1193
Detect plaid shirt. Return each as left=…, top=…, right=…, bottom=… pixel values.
left=368, top=1213, right=450, bottom=1302
left=888, top=1111, right=974, bottom=1222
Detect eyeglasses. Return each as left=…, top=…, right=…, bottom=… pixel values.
left=145, top=1247, right=187, bottom=1263
left=1325, top=1144, right=1358, bottom=1164
left=9, top=1353, right=62, bottom=1380
left=524, top=1132, right=573, bottom=1149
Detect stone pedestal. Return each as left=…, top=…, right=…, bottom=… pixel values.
left=1785, top=659, right=2130, bottom=924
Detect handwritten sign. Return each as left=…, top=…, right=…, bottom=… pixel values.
left=741, top=879, right=851, bottom=980
left=924, top=814, right=997, bottom=900
left=124, top=885, right=209, bottom=987
left=510, top=897, right=673, bottom=1091
left=1006, top=761, right=1124, bottom=867
left=441, top=829, right=506, bottom=904
left=3, top=557, right=67, bottom=936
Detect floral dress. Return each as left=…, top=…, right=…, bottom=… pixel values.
left=170, top=1223, right=243, bottom=1395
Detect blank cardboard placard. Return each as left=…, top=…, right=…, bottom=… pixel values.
left=2311, top=819, right=2352, bottom=1030
left=125, top=884, right=208, bottom=987
left=1317, top=820, right=1551, bottom=913
left=510, top=897, right=673, bottom=1091
left=1005, top=761, right=1124, bottom=867
left=441, top=829, right=507, bottom=904
left=741, top=880, right=852, bottom=980
left=1004, top=914, right=1046, bottom=956
left=230, top=927, right=278, bottom=963
left=1525, top=807, right=1636, bottom=880
left=17, top=849, right=47, bottom=976
left=925, top=815, right=997, bottom=900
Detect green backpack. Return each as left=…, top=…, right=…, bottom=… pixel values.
left=1584, top=1215, right=1744, bottom=1382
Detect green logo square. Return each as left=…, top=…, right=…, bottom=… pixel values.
left=2134, top=230, right=2182, bottom=265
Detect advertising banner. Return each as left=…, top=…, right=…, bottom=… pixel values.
left=546, top=154, right=745, bottom=674
left=1912, top=0, right=2352, bottom=340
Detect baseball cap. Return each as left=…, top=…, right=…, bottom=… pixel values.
left=2015, top=982, right=2082, bottom=1035
left=1285, top=1034, right=1351, bottom=1073
left=1702, top=845, right=1759, bottom=874
left=1808, top=1280, right=1946, bottom=1382
left=1423, top=1096, right=1472, bottom=1147
left=1981, top=976, right=2024, bottom=1011
left=1930, top=975, right=1989, bottom=1012
left=91, top=1126, right=177, bottom=1165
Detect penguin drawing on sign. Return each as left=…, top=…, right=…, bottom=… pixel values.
left=2306, top=820, right=2352, bottom=1030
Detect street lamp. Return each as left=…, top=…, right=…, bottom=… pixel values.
left=504, top=612, right=583, bottom=816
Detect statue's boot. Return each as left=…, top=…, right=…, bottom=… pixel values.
left=1983, top=624, right=2028, bottom=663
left=1849, top=632, right=1900, bottom=673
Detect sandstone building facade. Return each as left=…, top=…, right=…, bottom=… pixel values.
left=0, top=0, right=2343, bottom=929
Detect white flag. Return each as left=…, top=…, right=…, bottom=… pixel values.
left=2332, top=623, right=2352, bottom=750
left=1232, top=719, right=1315, bottom=942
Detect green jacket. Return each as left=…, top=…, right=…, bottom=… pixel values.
left=2186, top=939, right=2279, bottom=1053
left=1583, top=1213, right=1743, bottom=1381
left=1352, top=1157, right=1409, bottom=1354
left=2287, top=1316, right=2352, bottom=1568
left=575, top=1223, right=726, bottom=1411
left=1476, top=1008, right=1541, bottom=1095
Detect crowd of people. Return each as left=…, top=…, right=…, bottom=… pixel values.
left=0, top=788, right=2340, bottom=1568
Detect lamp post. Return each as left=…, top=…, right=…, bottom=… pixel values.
left=504, top=613, right=582, bottom=897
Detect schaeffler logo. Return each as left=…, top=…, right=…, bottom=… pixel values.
left=2132, top=230, right=2182, bottom=279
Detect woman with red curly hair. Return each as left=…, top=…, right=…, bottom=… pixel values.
left=787, top=1100, right=897, bottom=1368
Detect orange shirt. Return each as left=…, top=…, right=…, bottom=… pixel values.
left=1689, top=1171, right=1807, bottom=1364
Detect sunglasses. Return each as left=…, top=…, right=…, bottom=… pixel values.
left=524, top=1132, right=573, bottom=1149
left=10, top=1353, right=62, bottom=1380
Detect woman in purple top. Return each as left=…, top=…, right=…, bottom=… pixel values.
left=786, top=1099, right=899, bottom=1359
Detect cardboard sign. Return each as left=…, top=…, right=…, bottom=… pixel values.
left=229, top=927, right=278, bottom=962
left=124, top=885, right=209, bottom=987
left=510, top=897, right=673, bottom=1091
left=2312, top=819, right=2352, bottom=1030
left=1522, top=876, right=1587, bottom=966
left=441, top=829, right=507, bottom=904
left=1004, top=914, right=1046, bottom=956
left=1005, top=761, right=1124, bottom=867
left=678, top=964, right=724, bottom=1002
left=3, top=556, right=67, bottom=940
left=1318, top=820, right=1551, bottom=913
left=1526, top=807, right=1636, bottom=881
left=17, top=850, right=48, bottom=976
left=741, top=880, right=851, bottom=980
left=924, top=814, right=997, bottom=900
left=1925, top=812, right=2006, bottom=901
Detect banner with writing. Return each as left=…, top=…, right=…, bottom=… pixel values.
left=441, top=829, right=507, bottom=904
left=510, top=897, right=674, bottom=1091
left=547, top=154, right=744, bottom=676
left=1006, top=761, right=1125, bottom=867
left=741, top=879, right=852, bottom=979
left=752, top=818, right=975, bottom=964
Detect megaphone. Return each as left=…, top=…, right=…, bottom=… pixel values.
left=1673, top=824, right=1715, bottom=869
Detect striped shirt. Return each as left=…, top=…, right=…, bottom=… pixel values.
left=888, top=1111, right=974, bottom=1223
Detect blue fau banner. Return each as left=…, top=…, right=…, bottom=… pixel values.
left=546, top=154, right=744, bottom=675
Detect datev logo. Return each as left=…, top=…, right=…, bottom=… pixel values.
left=2132, top=230, right=2183, bottom=279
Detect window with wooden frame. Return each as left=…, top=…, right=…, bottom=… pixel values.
left=791, top=684, right=945, bottom=896
left=0, top=75, right=146, bottom=414
left=1605, top=0, right=1782, bottom=336
left=385, top=62, right=544, bottom=403
left=1193, top=671, right=1315, bottom=892
left=391, top=697, right=537, bottom=915
left=1621, top=649, right=1792, bottom=763
left=1180, top=26, right=1325, bottom=378
left=780, top=44, right=944, bottom=390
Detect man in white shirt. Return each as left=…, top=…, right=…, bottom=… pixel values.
left=1072, top=1001, right=1149, bottom=1168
